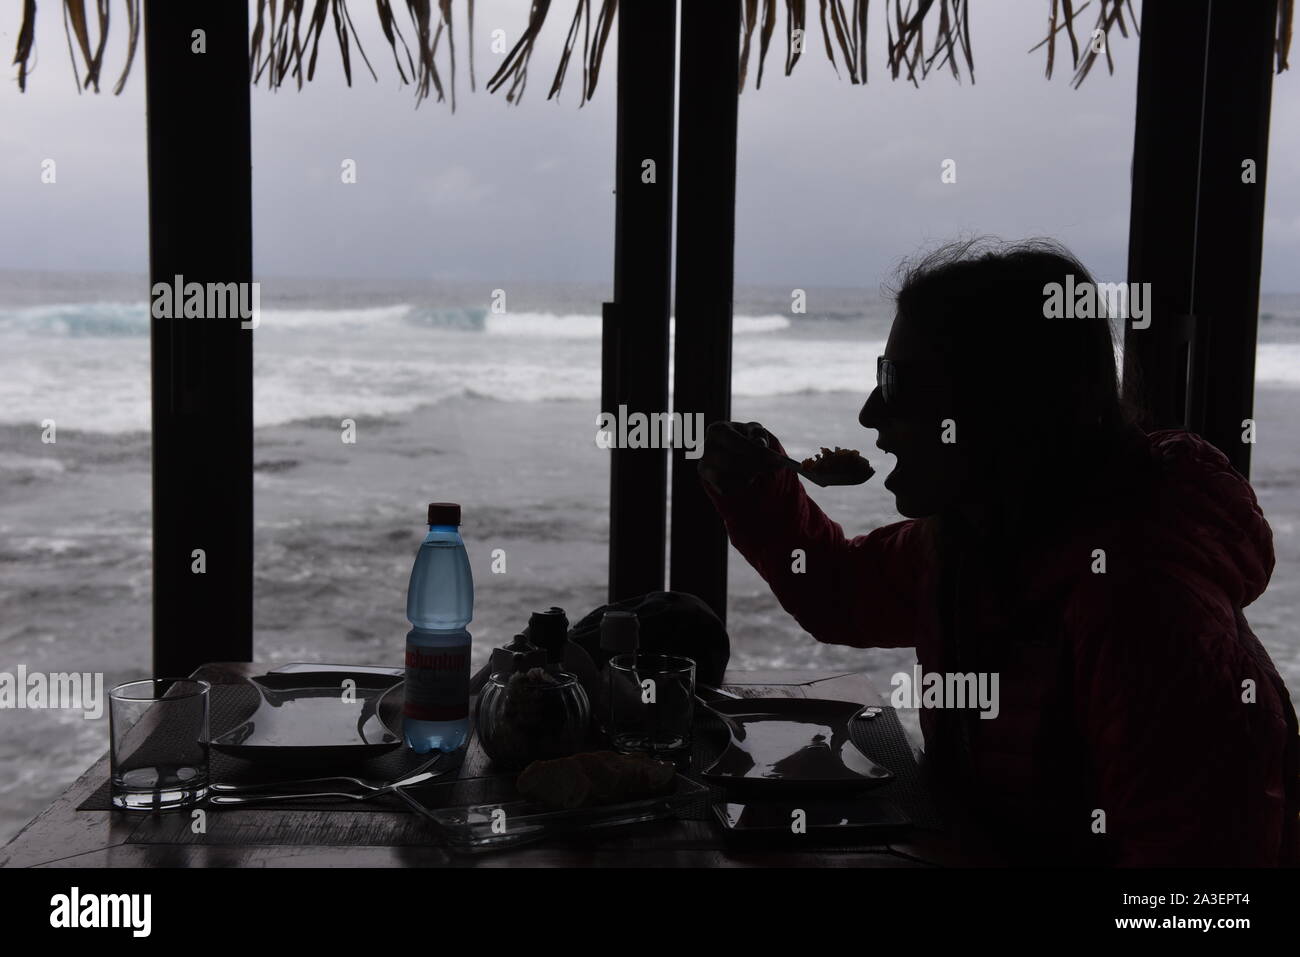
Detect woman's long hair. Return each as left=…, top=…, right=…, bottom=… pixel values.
left=891, top=238, right=1156, bottom=814
left=888, top=237, right=1154, bottom=576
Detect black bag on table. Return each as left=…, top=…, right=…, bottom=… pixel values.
left=566, top=590, right=729, bottom=688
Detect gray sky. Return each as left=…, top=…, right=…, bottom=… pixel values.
left=2, top=1, right=1297, bottom=291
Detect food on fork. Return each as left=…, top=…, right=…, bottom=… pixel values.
left=799, top=446, right=875, bottom=481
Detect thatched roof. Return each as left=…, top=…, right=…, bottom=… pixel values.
left=11, top=1, right=1295, bottom=104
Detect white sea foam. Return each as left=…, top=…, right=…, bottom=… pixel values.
left=0, top=456, right=65, bottom=474
left=258, top=304, right=414, bottom=328
left=0, top=302, right=791, bottom=338
left=484, top=312, right=600, bottom=338
left=483, top=312, right=791, bottom=338
left=1, top=300, right=1297, bottom=433
left=1256, top=342, right=1300, bottom=385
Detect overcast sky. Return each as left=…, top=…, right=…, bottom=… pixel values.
left=1, top=0, right=1297, bottom=291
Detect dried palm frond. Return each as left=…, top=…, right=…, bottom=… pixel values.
left=11, top=0, right=1296, bottom=103
left=784, top=0, right=807, bottom=78
left=1279, top=0, right=1295, bottom=73
left=486, top=0, right=615, bottom=105
left=882, top=0, right=976, bottom=87
left=16, top=0, right=140, bottom=93
left=485, top=0, right=551, bottom=103
left=13, top=0, right=37, bottom=92
left=1029, top=0, right=1140, bottom=88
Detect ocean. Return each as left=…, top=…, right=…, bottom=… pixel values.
left=2, top=269, right=1298, bottom=843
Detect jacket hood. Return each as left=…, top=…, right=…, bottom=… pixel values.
left=1141, top=429, right=1275, bottom=608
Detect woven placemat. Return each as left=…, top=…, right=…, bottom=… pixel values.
left=78, top=682, right=713, bottom=816
left=80, top=682, right=444, bottom=813
left=80, top=683, right=941, bottom=831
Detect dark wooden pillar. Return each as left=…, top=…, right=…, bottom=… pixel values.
left=145, top=1, right=254, bottom=676
left=1125, top=0, right=1276, bottom=477
left=604, top=2, right=676, bottom=602
left=1123, top=1, right=1209, bottom=435
left=1189, top=0, right=1276, bottom=476
left=668, top=0, right=741, bottom=621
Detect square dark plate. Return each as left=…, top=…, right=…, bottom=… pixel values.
left=210, top=671, right=404, bottom=765
left=699, top=697, right=894, bottom=794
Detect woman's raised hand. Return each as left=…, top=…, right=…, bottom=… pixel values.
left=699, top=421, right=787, bottom=494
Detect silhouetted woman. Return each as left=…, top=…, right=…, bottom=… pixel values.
left=700, top=238, right=1297, bottom=866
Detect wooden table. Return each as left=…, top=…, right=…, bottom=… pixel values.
left=1, top=664, right=977, bottom=868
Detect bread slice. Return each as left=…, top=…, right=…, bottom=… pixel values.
left=517, top=750, right=676, bottom=810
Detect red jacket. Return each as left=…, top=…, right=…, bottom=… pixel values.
left=706, top=429, right=1297, bottom=866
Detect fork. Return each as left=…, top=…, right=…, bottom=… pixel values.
left=207, top=768, right=445, bottom=805
left=209, top=752, right=445, bottom=794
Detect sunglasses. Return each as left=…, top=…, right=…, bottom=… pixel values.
left=875, top=355, right=950, bottom=412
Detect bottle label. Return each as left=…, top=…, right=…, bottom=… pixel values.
left=404, top=638, right=470, bottom=721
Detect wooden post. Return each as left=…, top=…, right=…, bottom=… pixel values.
left=1125, top=0, right=1276, bottom=477
left=144, top=1, right=254, bottom=676
left=605, top=1, right=676, bottom=602
left=669, top=0, right=741, bottom=621
left=1123, top=1, right=1209, bottom=435
left=1189, top=0, right=1277, bottom=476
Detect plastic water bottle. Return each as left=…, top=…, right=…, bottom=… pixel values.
left=403, top=502, right=473, bottom=755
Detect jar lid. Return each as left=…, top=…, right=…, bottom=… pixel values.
left=599, top=610, right=639, bottom=652
left=527, top=607, right=569, bottom=661
left=503, top=632, right=538, bottom=654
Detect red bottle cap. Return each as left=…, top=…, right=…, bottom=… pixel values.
left=427, top=502, right=461, bottom=526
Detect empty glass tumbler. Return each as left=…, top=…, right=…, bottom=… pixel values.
left=607, top=654, right=695, bottom=759
left=109, top=678, right=210, bottom=811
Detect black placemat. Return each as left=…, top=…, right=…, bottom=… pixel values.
left=80, top=682, right=439, bottom=813
left=80, top=683, right=941, bottom=832
left=79, top=682, right=717, bottom=818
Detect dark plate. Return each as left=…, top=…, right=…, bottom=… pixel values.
left=210, top=672, right=404, bottom=765
left=700, top=697, right=894, bottom=794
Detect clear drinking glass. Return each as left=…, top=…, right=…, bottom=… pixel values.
left=109, top=678, right=210, bottom=811
left=607, top=654, right=695, bottom=759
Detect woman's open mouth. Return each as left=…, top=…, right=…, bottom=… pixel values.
left=881, top=455, right=902, bottom=490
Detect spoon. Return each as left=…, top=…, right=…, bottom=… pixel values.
left=777, top=454, right=874, bottom=488
left=752, top=432, right=873, bottom=487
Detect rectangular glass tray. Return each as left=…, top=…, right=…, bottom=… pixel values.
left=392, top=774, right=711, bottom=851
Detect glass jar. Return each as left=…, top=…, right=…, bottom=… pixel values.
left=475, top=668, right=591, bottom=770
